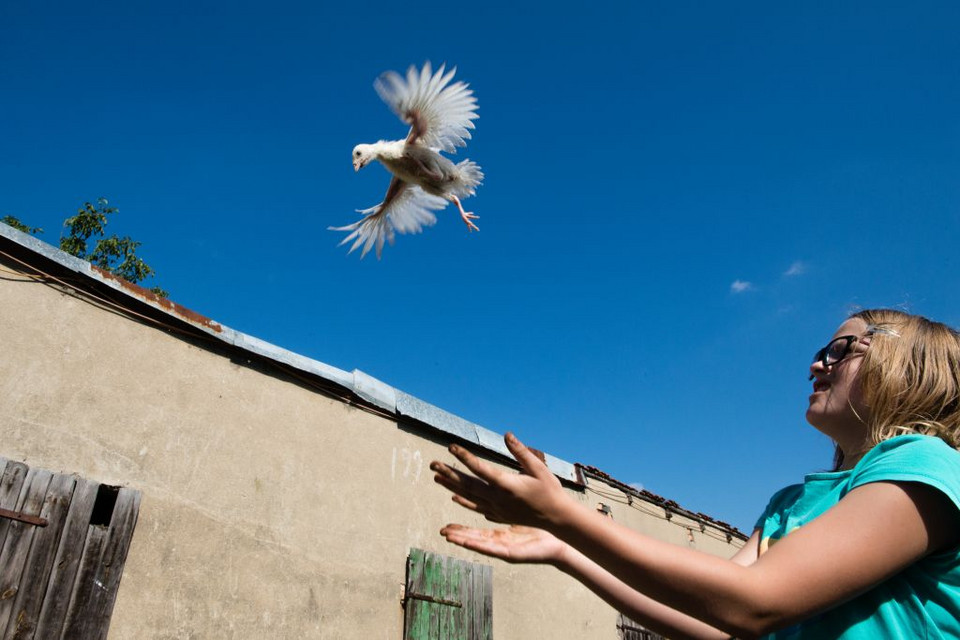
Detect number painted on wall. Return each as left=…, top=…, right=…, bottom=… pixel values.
left=391, top=447, right=423, bottom=483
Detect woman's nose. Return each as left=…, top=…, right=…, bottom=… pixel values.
left=808, top=360, right=827, bottom=381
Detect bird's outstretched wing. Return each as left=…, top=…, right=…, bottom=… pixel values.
left=374, top=62, right=478, bottom=154
left=329, top=178, right=448, bottom=259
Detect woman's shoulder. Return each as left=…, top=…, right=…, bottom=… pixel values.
left=756, top=482, right=806, bottom=522
left=766, top=482, right=805, bottom=506
left=858, top=433, right=960, bottom=468
left=851, top=434, right=960, bottom=506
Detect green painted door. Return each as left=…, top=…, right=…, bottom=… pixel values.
left=404, top=548, right=492, bottom=640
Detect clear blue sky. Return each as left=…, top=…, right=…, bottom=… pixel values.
left=2, top=1, right=959, bottom=532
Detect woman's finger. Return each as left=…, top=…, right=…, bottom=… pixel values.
left=447, top=444, right=504, bottom=484
left=435, top=475, right=484, bottom=507
left=439, top=523, right=467, bottom=536
left=441, top=525, right=492, bottom=545
left=504, top=432, right=552, bottom=480
left=431, top=461, right=482, bottom=489
left=441, top=525, right=508, bottom=557
left=432, top=465, right=493, bottom=505
left=447, top=492, right=510, bottom=524
left=451, top=494, right=483, bottom=512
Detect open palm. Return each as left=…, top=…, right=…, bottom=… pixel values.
left=440, top=524, right=567, bottom=565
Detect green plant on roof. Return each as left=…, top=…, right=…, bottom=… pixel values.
left=1, top=215, right=42, bottom=235
left=2, top=198, right=167, bottom=298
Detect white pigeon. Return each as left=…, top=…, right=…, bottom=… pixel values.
left=331, top=62, right=484, bottom=258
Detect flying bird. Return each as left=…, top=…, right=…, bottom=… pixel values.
left=331, top=63, right=483, bottom=258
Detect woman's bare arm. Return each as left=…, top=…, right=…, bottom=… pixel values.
left=441, top=524, right=761, bottom=640
left=554, top=530, right=761, bottom=640
left=432, top=434, right=958, bottom=638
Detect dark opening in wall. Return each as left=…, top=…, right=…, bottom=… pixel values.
left=90, top=484, right=119, bottom=526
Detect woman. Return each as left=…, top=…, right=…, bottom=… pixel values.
left=430, top=309, right=960, bottom=638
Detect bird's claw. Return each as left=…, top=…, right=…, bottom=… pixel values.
left=461, top=211, right=479, bottom=232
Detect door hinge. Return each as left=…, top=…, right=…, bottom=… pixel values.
left=403, top=591, right=462, bottom=608
left=0, top=507, right=48, bottom=527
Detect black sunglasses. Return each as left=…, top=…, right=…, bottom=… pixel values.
left=809, top=335, right=863, bottom=380
left=809, top=325, right=898, bottom=379
left=812, top=335, right=862, bottom=369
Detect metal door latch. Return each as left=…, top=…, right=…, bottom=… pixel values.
left=0, top=507, right=48, bottom=527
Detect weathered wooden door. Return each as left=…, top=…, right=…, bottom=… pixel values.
left=617, top=613, right=666, bottom=640
left=0, top=457, right=140, bottom=640
left=403, top=548, right=492, bottom=640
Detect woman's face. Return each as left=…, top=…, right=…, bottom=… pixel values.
left=806, top=317, right=872, bottom=444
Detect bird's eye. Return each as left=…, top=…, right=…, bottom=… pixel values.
left=354, top=151, right=360, bottom=157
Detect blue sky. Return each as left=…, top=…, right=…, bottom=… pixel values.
left=2, top=1, right=959, bottom=532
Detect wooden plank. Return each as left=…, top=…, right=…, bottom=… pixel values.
left=404, top=549, right=419, bottom=639
left=4, top=473, right=76, bottom=640
left=437, top=554, right=451, bottom=640
left=477, top=564, right=487, bottom=640
left=32, top=479, right=99, bottom=640
left=0, top=468, right=54, bottom=633
left=435, top=554, right=456, bottom=639
left=419, top=551, right=436, bottom=638
left=0, top=461, right=29, bottom=552
left=441, top=556, right=463, bottom=640
left=460, top=562, right=472, bottom=640
left=460, top=561, right=472, bottom=640
left=460, top=558, right=472, bottom=640
left=58, top=523, right=109, bottom=640
left=425, top=553, right=444, bottom=640
left=466, top=561, right=492, bottom=640
left=57, top=487, right=141, bottom=640
left=405, top=549, right=426, bottom=639
left=79, top=487, right=141, bottom=640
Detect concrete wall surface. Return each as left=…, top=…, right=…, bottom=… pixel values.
left=0, top=248, right=743, bottom=639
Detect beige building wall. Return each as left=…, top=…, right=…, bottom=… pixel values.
left=0, top=241, right=743, bottom=639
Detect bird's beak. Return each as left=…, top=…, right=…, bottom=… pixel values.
left=353, top=159, right=364, bottom=171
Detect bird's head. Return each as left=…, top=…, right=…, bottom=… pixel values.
left=352, top=144, right=376, bottom=171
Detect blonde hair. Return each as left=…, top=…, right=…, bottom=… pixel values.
left=847, top=309, right=960, bottom=460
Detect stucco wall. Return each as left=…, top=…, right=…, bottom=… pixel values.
left=0, top=251, right=742, bottom=639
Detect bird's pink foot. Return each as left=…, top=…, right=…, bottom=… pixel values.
left=451, top=195, right=479, bottom=232
left=461, top=211, right=479, bottom=232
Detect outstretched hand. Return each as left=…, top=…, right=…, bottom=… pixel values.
left=430, top=432, right=571, bottom=530
left=440, top=524, right=569, bottom=565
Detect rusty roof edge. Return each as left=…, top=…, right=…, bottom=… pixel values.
left=0, top=223, right=360, bottom=388
left=577, top=464, right=748, bottom=540
left=0, top=224, right=361, bottom=390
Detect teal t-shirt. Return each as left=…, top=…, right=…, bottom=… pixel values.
left=755, top=434, right=960, bottom=639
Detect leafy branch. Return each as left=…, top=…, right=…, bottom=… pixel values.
left=2, top=198, right=167, bottom=297
left=1, top=215, right=42, bottom=235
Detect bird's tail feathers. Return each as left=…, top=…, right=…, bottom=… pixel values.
left=453, top=159, right=483, bottom=197
left=328, top=206, right=394, bottom=259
